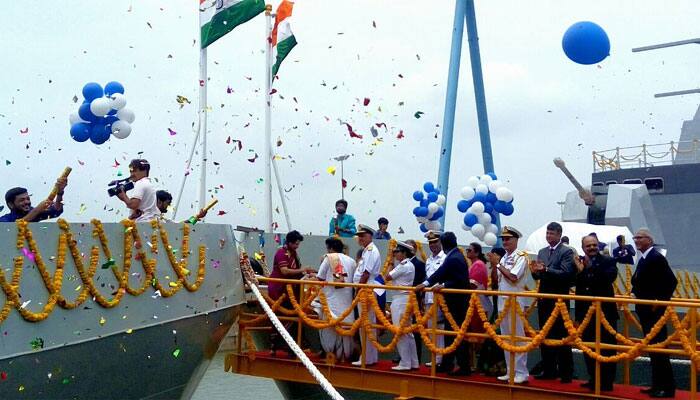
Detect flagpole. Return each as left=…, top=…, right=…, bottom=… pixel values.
left=198, top=47, right=208, bottom=215
left=270, top=148, right=293, bottom=230
left=264, top=6, right=274, bottom=233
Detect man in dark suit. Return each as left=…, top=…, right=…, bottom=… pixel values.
left=406, top=239, right=426, bottom=362
left=415, top=232, right=470, bottom=376
left=531, top=222, right=576, bottom=383
left=631, top=228, right=677, bottom=398
left=576, top=235, right=619, bottom=391
left=612, top=234, right=636, bottom=265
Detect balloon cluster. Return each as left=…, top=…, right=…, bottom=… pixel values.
left=457, top=173, right=514, bottom=246
left=69, top=82, right=136, bottom=144
left=411, top=182, right=446, bottom=233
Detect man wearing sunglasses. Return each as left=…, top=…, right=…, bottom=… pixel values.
left=116, top=159, right=160, bottom=222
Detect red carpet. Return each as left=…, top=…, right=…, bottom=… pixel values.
left=257, top=351, right=691, bottom=399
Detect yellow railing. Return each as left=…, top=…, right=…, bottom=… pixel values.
left=592, top=139, right=700, bottom=171
left=239, top=277, right=700, bottom=398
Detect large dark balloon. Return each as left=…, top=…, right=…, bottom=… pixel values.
left=70, top=122, right=91, bottom=142
left=82, top=82, right=104, bottom=102
left=89, top=122, right=110, bottom=145
left=562, top=21, right=610, bottom=65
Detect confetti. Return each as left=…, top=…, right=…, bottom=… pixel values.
left=247, top=153, right=259, bottom=163
left=99, top=316, right=106, bottom=325
left=19, top=385, right=24, bottom=392
left=168, top=282, right=178, bottom=288
left=256, top=178, right=263, bottom=184
left=226, top=86, right=234, bottom=94
left=30, top=337, right=44, bottom=350
left=326, top=166, right=336, bottom=175
left=168, top=128, right=177, bottom=136
left=176, top=95, right=191, bottom=105
left=211, top=260, right=221, bottom=269
left=414, top=111, right=424, bottom=119
left=101, top=258, right=115, bottom=269
left=112, top=159, right=120, bottom=167
left=5, top=160, right=10, bottom=166
left=342, top=179, right=347, bottom=188
left=397, top=130, right=405, bottom=139
left=172, top=348, right=181, bottom=358
left=21, top=248, right=35, bottom=262
left=0, top=371, right=6, bottom=381
left=217, top=210, right=227, bottom=216
left=19, top=127, right=29, bottom=134
left=126, top=328, right=133, bottom=334
left=344, top=123, right=363, bottom=139
left=20, top=300, right=31, bottom=309
left=77, top=203, right=87, bottom=215
left=62, top=378, right=70, bottom=384
left=363, top=97, right=370, bottom=106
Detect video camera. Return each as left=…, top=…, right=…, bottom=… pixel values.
left=107, top=178, right=134, bottom=197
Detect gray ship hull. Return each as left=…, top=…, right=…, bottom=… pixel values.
left=0, top=221, right=246, bottom=400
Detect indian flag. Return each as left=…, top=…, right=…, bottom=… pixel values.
left=200, top=0, right=266, bottom=48
left=270, top=0, right=297, bottom=76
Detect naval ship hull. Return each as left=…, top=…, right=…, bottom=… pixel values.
left=0, top=221, right=246, bottom=400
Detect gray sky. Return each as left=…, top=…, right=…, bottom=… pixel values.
left=1, top=0, right=699, bottom=242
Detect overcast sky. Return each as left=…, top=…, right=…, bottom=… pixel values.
left=1, top=0, right=699, bottom=243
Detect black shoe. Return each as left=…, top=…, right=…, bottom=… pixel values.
left=534, top=373, right=557, bottom=380
left=649, top=389, right=675, bottom=398
left=580, top=381, right=594, bottom=389
left=640, top=387, right=655, bottom=394
left=600, top=385, right=613, bottom=392
left=448, top=368, right=471, bottom=377
left=436, top=364, right=453, bottom=373
left=560, top=376, right=573, bottom=384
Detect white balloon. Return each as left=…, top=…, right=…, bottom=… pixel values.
left=466, top=176, right=480, bottom=188
left=475, top=184, right=489, bottom=195
left=69, top=113, right=85, bottom=125
left=90, top=97, right=112, bottom=117
left=427, top=202, right=439, bottom=214
left=436, top=194, right=446, bottom=206
left=461, top=222, right=469, bottom=231
left=116, top=108, right=135, bottom=124
left=484, top=232, right=498, bottom=246
left=477, top=212, right=492, bottom=225
left=461, top=186, right=475, bottom=201
left=109, top=93, right=127, bottom=110
left=471, top=223, right=485, bottom=238
left=496, top=187, right=514, bottom=202
left=480, top=175, right=493, bottom=184
left=417, top=217, right=428, bottom=224
left=487, top=224, right=499, bottom=234
left=488, top=180, right=503, bottom=193
left=111, top=121, right=132, bottom=139
left=471, top=201, right=485, bottom=214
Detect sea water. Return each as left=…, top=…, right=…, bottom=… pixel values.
left=192, top=353, right=284, bottom=400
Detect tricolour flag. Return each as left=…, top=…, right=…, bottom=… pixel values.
left=270, top=0, right=297, bottom=76
left=200, top=0, right=266, bottom=48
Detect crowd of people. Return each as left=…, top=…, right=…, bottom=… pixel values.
left=267, top=198, right=679, bottom=398
left=0, top=159, right=207, bottom=223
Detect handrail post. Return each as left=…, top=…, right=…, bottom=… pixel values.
left=642, top=144, right=648, bottom=167
left=592, top=151, right=597, bottom=172
left=361, top=290, right=367, bottom=369
left=691, top=306, right=697, bottom=398
left=623, top=308, right=630, bottom=385
left=297, top=282, right=304, bottom=347
left=431, top=297, right=438, bottom=377
left=670, top=141, right=675, bottom=163
left=594, top=301, right=601, bottom=396
left=509, top=294, right=516, bottom=384
left=615, top=147, right=620, bottom=170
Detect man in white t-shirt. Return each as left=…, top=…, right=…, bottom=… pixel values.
left=116, top=159, right=160, bottom=222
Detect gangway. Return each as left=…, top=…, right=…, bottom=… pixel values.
left=226, top=272, right=699, bottom=400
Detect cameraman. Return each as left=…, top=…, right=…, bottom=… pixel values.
left=116, top=159, right=159, bottom=222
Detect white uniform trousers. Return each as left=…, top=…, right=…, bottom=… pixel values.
left=318, top=308, right=354, bottom=360
left=499, top=296, right=529, bottom=380
left=359, top=306, right=378, bottom=364
left=391, top=295, right=419, bottom=369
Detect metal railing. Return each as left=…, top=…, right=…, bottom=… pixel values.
left=238, top=277, right=700, bottom=398
left=592, top=140, right=700, bottom=172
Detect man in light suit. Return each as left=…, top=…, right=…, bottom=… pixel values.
left=632, top=228, right=677, bottom=398
left=415, top=232, right=470, bottom=376
left=531, top=222, right=576, bottom=383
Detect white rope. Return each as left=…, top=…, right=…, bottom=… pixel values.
left=248, top=283, right=345, bottom=400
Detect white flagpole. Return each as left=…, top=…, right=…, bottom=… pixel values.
left=198, top=47, right=208, bottom=215
left=270, top=148, right=292, bottom=230
left=264, top=7, right=274, bottom=233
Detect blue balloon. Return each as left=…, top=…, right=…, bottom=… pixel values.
left=502, top=202, right=515, bottom=216
left=104, top=115, right=118, bottom=127
left=484, top=202, right=494, bottom=214
left=423, top=182, right=435, bottom=193
left=104, top=81, right=125, bottom=96
left=420, top=199, right=429, bottom=208
left=457, top=199, right=470, bottom=213
left=412, top=206, right=421, bottom=216
left=486, top=192, right=497, bottom=204
left=464, top=213, right=478, bottom=227
left=494, top=200, right=508, bottom=213
left=427, top=192, right=438, bottom=202
left=473, top=192, right=487, bottom=203
left=78, top=102, right=98, bottom=122
left=89, top=122, right=110, bottom=145
left=107, top=109, right=118, bottom=116
left=486, top=172, right=497, bottom=180
left=490, top=211, right=500, bottom=223
left=432, top=208, right=444, bottom=220
left=412, top=190, right=424, bottom=201
left=433, top=188, right=441, bottom=195
left=417, top=207, right=429, bottom=217
left=70, top=122, right=91, bottom=142
left=562, top=21, right=610, bottom=65
left=82, top=82, right=104, bottom=102
left=419, top=223, right=428, bottom=233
